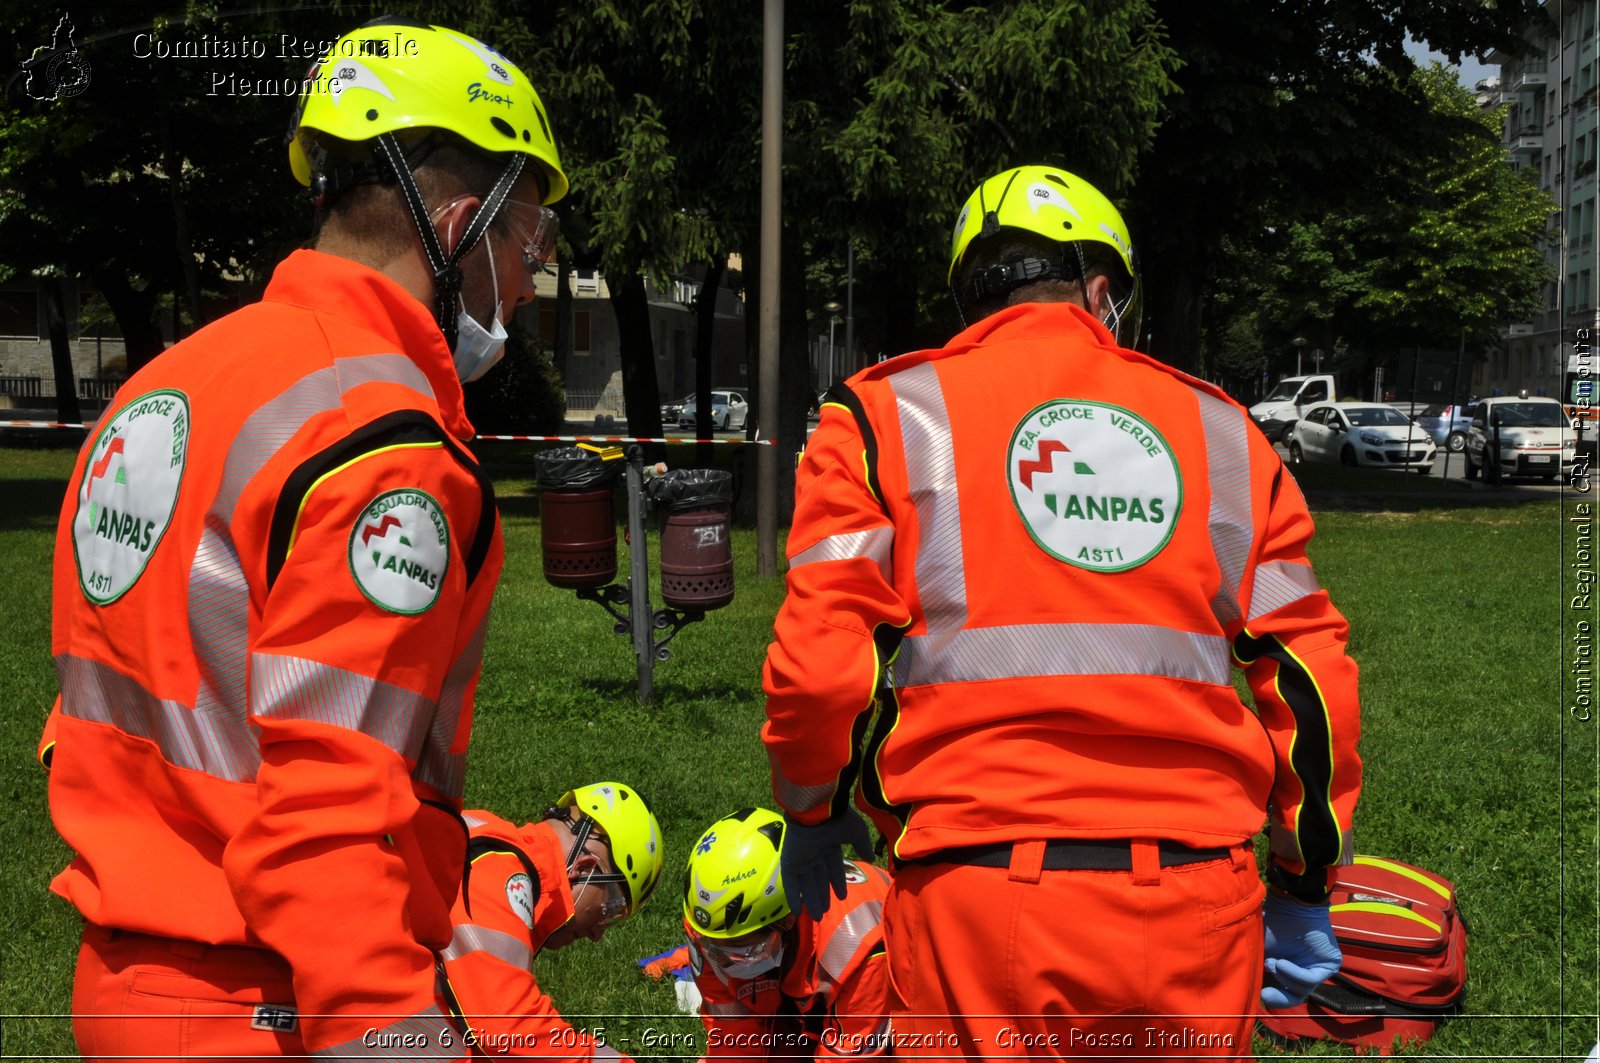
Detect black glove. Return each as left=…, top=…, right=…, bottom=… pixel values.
left=779, top=810, right=875, bottom=921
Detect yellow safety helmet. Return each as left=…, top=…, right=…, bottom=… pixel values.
left=947, top=165, right=1140, bottom=343
left=288, top=18, right=566, bottom=203
left=555, top=782, right=665, bottom=915
left=683, top=808, right=790, bottom=939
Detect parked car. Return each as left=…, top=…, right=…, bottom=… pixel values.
left=1464, top=395, right=1575, bottom=483
left=1288, top=401, right=1436, bottom=471
left=679, top=389, right=749, bottom=431
left=1415, top=402, right=1478, bottom=453
left=660, top=392, right=693, bottom=425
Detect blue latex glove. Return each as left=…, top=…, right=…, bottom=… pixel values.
left=780, top=810, right=875, bottom=921
left=1260, top=892, right=1343, bottom=1009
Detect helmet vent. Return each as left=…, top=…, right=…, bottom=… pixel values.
left=490, top=116, right=516, bottom=139
left=1046, top=173, right=1069, bottom=188
left=756, top=821, right=784, bottom=849
left=361, top=40, right=390, bottom=58
left=532, top=101, right=552, bottom=142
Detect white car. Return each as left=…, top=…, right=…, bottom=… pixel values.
left=678, top=389, right=748, bottom=431
left=1464, top=395, right=1575, bottom=483
left=1288, top=401, right=1436, bottom=472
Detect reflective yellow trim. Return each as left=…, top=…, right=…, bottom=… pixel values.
left=1332, top=901, right=1441, bottom=934
left=285, top=441, right=444, bottom=561
left=1353, top=856, right=1452, bottom=900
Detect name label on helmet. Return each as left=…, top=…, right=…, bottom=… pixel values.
left=1007, top=400, right=1182, bottom=573
left=73, top=389, right=190, bottom=605
left=721, top=868, right=756, bottom=886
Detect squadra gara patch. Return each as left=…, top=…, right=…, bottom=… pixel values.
left=348, top=488, right=450, bottom=614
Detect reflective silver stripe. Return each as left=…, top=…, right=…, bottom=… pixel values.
left=898, top=623, right=1232, bottom=688
left=190, top=354, right=435, bottom=751
left=56, top=654, right=261, bottom=781
left=890, top=362, right=966, bottom=634
left=789, top=526, right=894, bottom=579
left=462, top=813, right=487, bottom=829
left=311, top=1004, right=456, bottom=1058
left=251, top=653, right=437, bottom=762
left=415, top=616, right=486, bottom=798
left=817, top=899, right=883, bottom=985
left=1248, top=559, right=1322, bottom=621
left=1195, top=390, right=1254, bottom=627
left=771, top=766, right=837, bottom=819
left=440, top=921, right=534, bottom=971
left=703, top=998, right=760, bottom=1020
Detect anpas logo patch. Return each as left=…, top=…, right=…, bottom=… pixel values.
left=505, top=872, right=535, bottom=928
left=73, top=389, right=190, bottom=604
left=348, top=489, right=449, bottom=614
left=1007, top=399, right=1182, bottom=572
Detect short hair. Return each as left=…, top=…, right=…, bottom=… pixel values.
left=955, top=231, right=1126, bottom=323
left=308, top=129, right=533, bottom=258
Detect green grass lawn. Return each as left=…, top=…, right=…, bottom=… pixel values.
left=1, top=442, right=1594, bottom=1060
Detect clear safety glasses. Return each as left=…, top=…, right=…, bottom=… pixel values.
left=431, top=195, right=560, bottom=275
left=699, top=926, right=784, bottom=969
left=572, top=863, right=632, bottom=927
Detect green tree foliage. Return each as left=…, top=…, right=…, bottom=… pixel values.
left=0, top=4, right=356, bottom=370
left=1209, top=62, right=1553, bottom=385
left=1132, top=0, right=1546, bottom=372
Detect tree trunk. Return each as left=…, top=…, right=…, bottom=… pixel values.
left=774, top=215, right=812, bottom=525
left=608, top=273, right=664, bottom=456
left=694, top=257, right=726, bottom=468
left=553, top=252, right=573, bottom=384
left=42, top=277, right=82, bottom=425
left=90, top=269, right=165, bottom=373
left=162, top=114, right=204, bottom=335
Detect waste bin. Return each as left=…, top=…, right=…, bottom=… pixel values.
left=648, top=469, right=734, bottom=611
left=535, top=447, right=616, bottom=589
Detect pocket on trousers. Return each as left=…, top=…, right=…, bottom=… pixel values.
left=1207, top=873, right=1266, bottom=933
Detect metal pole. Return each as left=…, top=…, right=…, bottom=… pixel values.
left=845, top=242, right=855, bottom=374
left=756, top=0, right=783, bottom=579
left=625, top=451, right=654, bottom=701
left=828, top=316, right=836, bottom=384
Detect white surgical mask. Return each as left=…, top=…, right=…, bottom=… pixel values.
left=452, top=231, right=508, bottom=383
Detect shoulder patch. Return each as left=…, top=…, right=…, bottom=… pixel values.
left=1007, top=399, right=1183, bottom=573
left=348, top=488, right=450, bottom=614
left=73, top=389, right=190, bottom=604
left=504, top=872, right=536, bottom=928
left=844, top=863, right=868, bottom=885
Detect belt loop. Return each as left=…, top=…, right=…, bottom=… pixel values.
left=1231, top=845, right=1251, bottom=871
left=1009, top=840, right=1046, bottom=884
left=1131, top=839, right=1161, bottom=886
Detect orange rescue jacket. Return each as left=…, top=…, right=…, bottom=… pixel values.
left=763, top=302, right=1361, bottom=898
left=437, top=812, right=627, bottom=1060
left=691, top=860, right=890, bottom=1060
left=43, top=249, right=504, bottom=1053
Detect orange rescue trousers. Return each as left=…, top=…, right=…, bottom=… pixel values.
left=884, top=842, right=1264, bottom=1060
left=72, top=924, right=465, bottom=1061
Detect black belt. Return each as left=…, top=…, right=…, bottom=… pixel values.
left=915, top=839, right=1234, bottom=871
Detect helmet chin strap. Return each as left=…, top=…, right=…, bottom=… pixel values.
left=371, top=132, right=526, bottom=350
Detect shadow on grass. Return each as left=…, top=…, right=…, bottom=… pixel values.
left=1285, top=462, right=1567, bottom=513
left=0, top=479, right=68, bottom=533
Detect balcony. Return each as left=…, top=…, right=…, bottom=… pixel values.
left=1512, top=60, right=1549, bottom=91
left=1509, top=126, right=1544, bottom=154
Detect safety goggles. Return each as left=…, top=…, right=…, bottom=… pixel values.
left=698, top=926, right=784, bottom=969
left=572, top=863, right=632, bottom=927
left=431, top=195, right=560, bottom=275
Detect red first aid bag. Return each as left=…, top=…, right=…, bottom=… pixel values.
left=1258, top=856, right=1468, bottom=1056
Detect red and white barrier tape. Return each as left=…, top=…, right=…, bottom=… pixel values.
left=477, top=434, right=775, bottom=446
left=2, top=422, right=777, bottom=447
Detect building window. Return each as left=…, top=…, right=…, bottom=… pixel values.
left=538, top=306, right=592, bottom=354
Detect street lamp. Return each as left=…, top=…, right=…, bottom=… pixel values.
left=1312, top=347, right=1325, bottom=373
left=1292, top=335, right=1308, bottom=376
left=823, top=300, right=843, bottom=387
